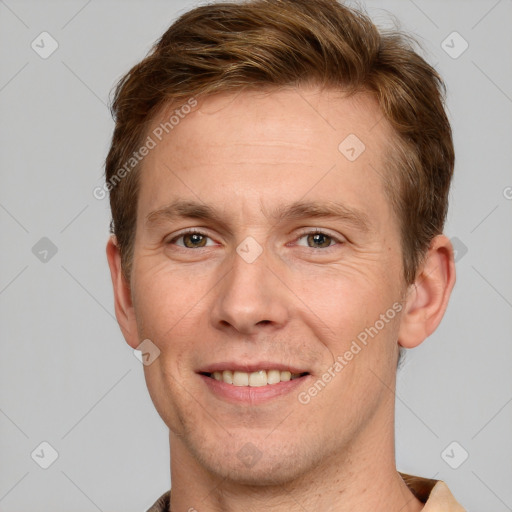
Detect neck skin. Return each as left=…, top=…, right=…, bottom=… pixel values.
left=167, top=387, right=424, bottom=512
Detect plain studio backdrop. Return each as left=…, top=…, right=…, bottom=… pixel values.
left=0, top=1, right=511, bottom=511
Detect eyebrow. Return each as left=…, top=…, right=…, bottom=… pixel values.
left=145, top=199, right=371, bottom=233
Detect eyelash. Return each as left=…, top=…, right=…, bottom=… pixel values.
left=167, top=228, right=344, bottom=249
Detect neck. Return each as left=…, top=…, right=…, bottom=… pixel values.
left=168, top=404, right=424, bottom=512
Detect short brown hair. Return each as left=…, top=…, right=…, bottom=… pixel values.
left=105, top=0, right=454, bottom=285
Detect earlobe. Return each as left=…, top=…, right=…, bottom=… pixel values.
left=398, top=235, right=456, bottom=349
left=106, top=235, right=139, bottom=349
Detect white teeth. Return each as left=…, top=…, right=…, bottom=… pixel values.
left=233, top=371, right=249, bottom=386
left=249, top=370, right=267, bottom=387
left=267, top=369, right=281, bottom=384
left=280, top=370, right=291, bottom=382
left=208, top=369, right=306, bottom=386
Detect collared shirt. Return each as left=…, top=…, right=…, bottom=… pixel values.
left=146, top=472, right=465, bottom=511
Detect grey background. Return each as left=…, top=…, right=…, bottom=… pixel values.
left=0, top=0, right=511, bottom=510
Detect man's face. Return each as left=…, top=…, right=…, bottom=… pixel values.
left=127, top=87, right=408, bottom=484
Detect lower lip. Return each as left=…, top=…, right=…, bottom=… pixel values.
left=198, top=374, right=310, bottom=405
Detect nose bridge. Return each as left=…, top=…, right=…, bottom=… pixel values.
left=211, top=241, right=289, bottom=333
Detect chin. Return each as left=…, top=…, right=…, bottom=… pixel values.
left=190, top=434, right=318, bottom=487
left=212, top=457, right=307, bottom=487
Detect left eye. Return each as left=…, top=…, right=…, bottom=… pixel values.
left=296, top=232, right=338, bottom=249
left=172, top=232, right=215, bottom=248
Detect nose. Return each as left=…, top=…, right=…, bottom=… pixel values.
left=210, top=245, right=290, bottom=336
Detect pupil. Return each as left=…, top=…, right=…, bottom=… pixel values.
left=185, top=233, right=206, bottom=248
left=308, top=233, right=331, bottom=248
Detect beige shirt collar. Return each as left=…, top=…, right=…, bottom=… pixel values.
left=400, top=473, right=466, bottom=511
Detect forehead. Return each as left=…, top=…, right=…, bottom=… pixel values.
left=149, top=86, right=390, bottom=159
left=138, top=86, right=396, bottom=227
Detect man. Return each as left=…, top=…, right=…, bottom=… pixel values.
left=105, top=0, right=464, bottom=509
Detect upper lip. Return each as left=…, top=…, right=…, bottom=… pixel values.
left=197, top=361, right=310, bottom=374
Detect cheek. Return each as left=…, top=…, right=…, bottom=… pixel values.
left=303, top=300, right=402, bottom=423
left=134, top=265, right=209, bottom=432
left=291, top=261, right=397, bottom=331
left=142, top=353, right=200, bottom=435
left=289, top=262, right=403, bottom=395
left=132, top=259, right=211, bottom=341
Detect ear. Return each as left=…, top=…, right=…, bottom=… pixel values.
left=106, top=235, right=140, bottom=349
left=398, top=234, right=456, bottom=349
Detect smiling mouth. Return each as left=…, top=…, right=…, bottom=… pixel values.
left=200, top=370, right=310, bottom=387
